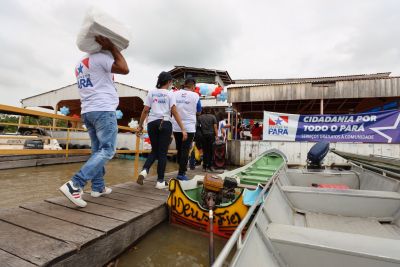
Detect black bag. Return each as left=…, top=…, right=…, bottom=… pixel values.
left=194, top=121, right=204, bottom=149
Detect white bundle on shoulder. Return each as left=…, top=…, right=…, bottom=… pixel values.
left=76, top=7, right=131, bottom=53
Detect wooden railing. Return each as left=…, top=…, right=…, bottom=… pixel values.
left=0, top=104, right=144, bottom=178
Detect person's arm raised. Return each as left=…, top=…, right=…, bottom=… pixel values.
left=95, top=36, right=129, bottom=75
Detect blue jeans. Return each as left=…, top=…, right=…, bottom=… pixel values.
left=72, top=111, right=117, bottom=192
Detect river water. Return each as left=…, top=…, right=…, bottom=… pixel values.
left=0, top=159, right=177, bottom=208
left=0, top=159, right=228, bottom=266
left=117, top=222, right=228, bottom=267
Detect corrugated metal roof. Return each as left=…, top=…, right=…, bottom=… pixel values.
left=229, top=73, right=397, bottom=88
left=169, top=66, right=233, bottom=84
left=21, top=82, right=146, bottom=101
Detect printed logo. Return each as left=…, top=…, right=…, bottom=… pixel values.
left=268, top=115, right=289, bottom=135
left=153, top=97, right=166, bottom=104
left=76, top=58, right=93, bottom=89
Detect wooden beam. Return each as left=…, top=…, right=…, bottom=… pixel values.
left=337, top=98, right=348, bottom=110
left=0, top=149, right=177, bottom=155
left=0, top=104, right=80, bottom=122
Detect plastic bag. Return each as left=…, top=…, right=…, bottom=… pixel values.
left=76, top=7, right=130, bottom=53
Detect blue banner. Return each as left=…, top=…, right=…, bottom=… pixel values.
left=263, top=110, right=400, bottom=143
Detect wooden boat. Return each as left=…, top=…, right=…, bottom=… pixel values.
left=166, top=149, right=286, bottom=238
left=214, top=159, right=400, bottom=266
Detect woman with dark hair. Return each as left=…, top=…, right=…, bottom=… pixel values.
left=137, top=71, right=187, bottom=189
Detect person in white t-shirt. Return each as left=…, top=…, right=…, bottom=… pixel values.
left=136, top=71, right=187, bottom=189
left=218, top=119, right=230, bottom=141
left=172, top=76, right=202, bottom=181
left=60, top=36, right=129, bottom=208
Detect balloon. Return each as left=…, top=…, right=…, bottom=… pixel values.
left=116, top=110, right=123, bottom=120
left=194, top=87, right=201, bottom=96
left=60, top=106, right=70, bottom=116
left=199, top=84, right=208, bottom=95
left=217, top=92, right=227, bottom=102
left=207, top=84, right=215, bottom=96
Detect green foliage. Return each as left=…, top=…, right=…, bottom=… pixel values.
left=0, top=114, right=67, bottom=133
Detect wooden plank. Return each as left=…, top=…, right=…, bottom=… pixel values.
left=82, top=194, right=160, bottom=214
left=110, top=186, right=167, bottom=201
left=114, top=182, right=169, bottom=196
left=0, top=208, right=103, bottom=247
left=0, top=104, right=81, bottom=122
left=21, top=201, right=124, bottom=233
left=46, top=197, right=140, bottom=222
left=0, top=220, right=75, bottom=266
left=53, top=205, right=167, bottom=267
left=0, top=249, right=36, bottom=267
left=104, top=192, right=164, bottom=206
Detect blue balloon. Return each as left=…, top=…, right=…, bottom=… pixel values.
left=60, top=106, right=70, bottom=116
left=116, top=110, right=123, bottom=120
left=217, top=92, right=227, bottom=102
left=199, top=84, right=208, bottom=96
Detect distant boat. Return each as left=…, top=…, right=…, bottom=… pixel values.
left=166, top=150, right=286, bottom=238
left=214, top=153, right=400, bottom=266
left=0, top=126, right=61, bottom=150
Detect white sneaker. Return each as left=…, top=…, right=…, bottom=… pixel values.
left=59, top=181, right=87, bottom=208
left=91, top=187, right=112, bottom=197
left=137, top=169, right=148, bottom=185
left=155, top=181, right=169, bottom=190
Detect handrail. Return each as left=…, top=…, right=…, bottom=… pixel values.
left=0, top=104, right=145, bottom=179
left=0, top=104, right=81, bottom=121
left=212, top=163, right=285, bottom=267
left=349, top=160, right=400, bottom=179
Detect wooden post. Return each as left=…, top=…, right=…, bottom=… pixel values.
left=133, top=134, right=141, bottom=180
left=66, top=128, right=70, bottom=160
left=320, top=99, right=324, bottom=115
left=235, top=110, right=238, bottom=140
left=53, top=105, right=58, bottom=131
left=18, top=116, right=23, bottom=128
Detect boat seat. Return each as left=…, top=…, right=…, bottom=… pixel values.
left=266, top=223, right=400, bottom=267
left=282, top=185, right=400, bottom=198
left=282, top=185, right=400, bottom=219
left=305, top=212, right=400, bottom=239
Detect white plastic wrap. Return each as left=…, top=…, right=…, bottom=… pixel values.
left=76, top=7, right=130, bottom=53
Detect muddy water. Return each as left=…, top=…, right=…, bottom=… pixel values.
left=117, top=222, right=228, bottom=267
left=0, top=159, right=231, bottom=265
left=0, top=159, right=178, bottom=208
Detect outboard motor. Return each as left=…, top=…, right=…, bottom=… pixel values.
left=307, top=141, right=329, bottom=169
left=200, top=174, right=238, bottom=208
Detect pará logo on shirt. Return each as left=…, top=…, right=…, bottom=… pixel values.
left=75, top=58, right=93, bottom=89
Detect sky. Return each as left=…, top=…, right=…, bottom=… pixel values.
left=1, top=0, right=400, bottom=106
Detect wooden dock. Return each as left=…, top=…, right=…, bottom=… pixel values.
left=0, top=154, right=90, bottom=170
left=0, top=168, right=208, bottom=267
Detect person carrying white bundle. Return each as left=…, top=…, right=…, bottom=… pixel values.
left=76, top=7, right=130, bottom=54
left=59, top=34, right=130, bottom=208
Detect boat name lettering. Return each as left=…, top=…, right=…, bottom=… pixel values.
left=171, top=195, right=242, bottom=226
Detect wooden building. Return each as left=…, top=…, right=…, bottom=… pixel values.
left=229, top=72, right=400, bottom=119
left=20, top=82, right=146, bottom=127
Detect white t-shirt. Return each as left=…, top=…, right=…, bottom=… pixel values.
left=144, top=89, right=176, bottom=123
left=218, top=120, right=226, bottom=137
left=172, top=89, right=201, bottom=133
left=75, top=51, right=118, bottom=114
